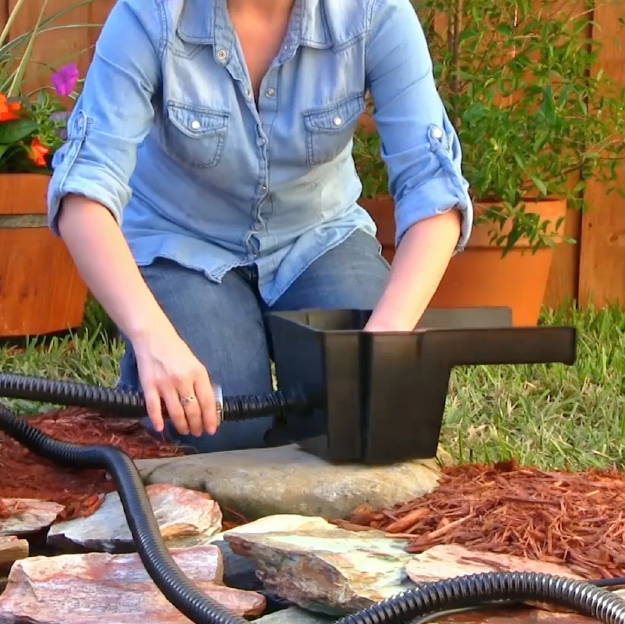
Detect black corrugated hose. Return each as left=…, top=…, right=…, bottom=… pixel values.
left=2, top=372, right=625, bottom=624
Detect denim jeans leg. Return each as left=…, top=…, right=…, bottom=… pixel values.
left=118, top=258, right=273, bottom=452
left=272, top=229, right=391, bottom=311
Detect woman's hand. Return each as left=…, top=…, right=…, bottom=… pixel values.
left=131, top=324, right=218, bottom=438
left=56, top=197, right=219, bottom=439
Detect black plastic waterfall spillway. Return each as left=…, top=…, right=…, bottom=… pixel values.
left=267, top=306, right=577, bottom=463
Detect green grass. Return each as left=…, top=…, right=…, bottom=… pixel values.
left=441, top=304, right=625, bottom=470
left=0, top=301, right=624, bottom=471
left=0, top=299, right=124, bottom=415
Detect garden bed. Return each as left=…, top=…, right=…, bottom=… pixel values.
left=345, top=459, right=625, bottom=579
left=0, top=408, right=185, bottom=520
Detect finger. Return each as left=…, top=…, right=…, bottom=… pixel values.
left=194, top=370, right=217, bottom=435
left=143, top=384, right=164, bottom=433
left=179, top=385, right=204, bottom=437
left=159, top=383, right=190, bottom=436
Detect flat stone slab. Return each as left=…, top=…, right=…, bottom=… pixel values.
left=0, top=536, right=28, bottom=573
left=224, top=514, right=413, bottom=615
left=0, top=545, right=266, bottom=623
left=406, top=544, right=582, bottom=584
left=47, top=483, right=222, bottom=553
left=137, top=443, right=440, bottom=519
left=0, top=499, right=64, bottom=536
left=255, top=607, right=334, bottom=622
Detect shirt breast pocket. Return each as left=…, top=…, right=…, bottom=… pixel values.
left=303, top=94, right=365, bottom=166
left=164, top=101, right=229, bottom=168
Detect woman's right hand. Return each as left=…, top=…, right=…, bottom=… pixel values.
left=131, top=325, right=218, bottom=438
left=56, top=198, right=219, bottom=438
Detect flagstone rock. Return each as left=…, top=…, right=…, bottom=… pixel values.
left=47, top=483, right=222, bottom=553
left=255, top=607, right=334, bottom=622
left=0, top=536, right=28, bottom=572
left=0, top=498, right=64, bottom=536
left=0, top=545, right=266, bottom=623
left=137, top=443, right=441, bottom=519
left=224, top=514, right=414, bottom=615
left=406, top=544, right=583, bottom=584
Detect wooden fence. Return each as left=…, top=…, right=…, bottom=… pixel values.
left=2, top=0, right=625, bottom=308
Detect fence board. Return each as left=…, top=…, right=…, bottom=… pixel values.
left=579, top=2, right=625, bottom=307
left=0, top=2, right=7, bottom=31
left=6, top=0, right=112, bottom=91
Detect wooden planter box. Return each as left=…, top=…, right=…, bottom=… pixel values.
left=0, top=173, right=88, bottom=336
left=360, top=195, right=566, bottom=326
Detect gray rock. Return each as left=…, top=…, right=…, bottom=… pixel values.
left=0, top=536, right=28, bottom=573
left=47, top=483, right=222, bottom=553
left=0, top=499, right=64, bottom=536
left=255, top=607, right=334, bottom=622
left=223, top=515, right=414, bottom=615
left=137, top=443, right=440, bottom=519
left=0, top=545, right=267, bottom=623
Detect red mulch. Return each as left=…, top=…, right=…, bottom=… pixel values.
left=0, top=408, right=185, bottom=521
left=343, top=459, right=625, bottom=580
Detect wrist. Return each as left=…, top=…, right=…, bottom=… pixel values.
left=126, top=311, right=176, bottom=346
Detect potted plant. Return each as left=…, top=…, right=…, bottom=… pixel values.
left=355, top=0, right=625, bottom=324
left=0, top=0, right=97, bottom=336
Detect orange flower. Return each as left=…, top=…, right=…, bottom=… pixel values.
left=0, top=93, right=21, bottom=121
left=28, top=137, right=49, bottom=167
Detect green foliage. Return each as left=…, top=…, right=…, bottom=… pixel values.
left=353, top=128, right=389, bottom=199
left=421, top=0, right=625, bottom=251
left=0, top=0, right=99, bottom=172
left=355, top=0, right=625, bottom=253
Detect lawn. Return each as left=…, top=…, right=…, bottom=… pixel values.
left=1, top=301, right=623, bottom=472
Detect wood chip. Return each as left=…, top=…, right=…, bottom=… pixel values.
left=347, top=460, right=625, bottom=579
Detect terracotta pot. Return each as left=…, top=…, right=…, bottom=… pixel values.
left=361, top=194, right=567, bottom=326
left=0, top=173, right=88, bottom=336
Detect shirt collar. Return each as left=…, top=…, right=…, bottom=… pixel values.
left=177, top=0, right=332, bottom=49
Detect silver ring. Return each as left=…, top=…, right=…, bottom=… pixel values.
left=179, top=395, right=196, bottom=405
left=213, top=383, right=223, bottom=427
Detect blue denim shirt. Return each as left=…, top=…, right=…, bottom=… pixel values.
left=47, top=0, right=473, bottom=305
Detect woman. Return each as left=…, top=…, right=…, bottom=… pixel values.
left=47, top=0, right=473, bottom=451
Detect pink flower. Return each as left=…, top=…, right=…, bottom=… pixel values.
left=51, top=63, right=80, bottom=97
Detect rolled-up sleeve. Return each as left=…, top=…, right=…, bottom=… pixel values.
left=47, top=0, right=161, bottom=235
left=365, top=0, right=473, bottom=251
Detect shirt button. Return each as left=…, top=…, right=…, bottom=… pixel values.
left=246, top=87, right=253, bottom=99
left=260, top=184, right=268, bottom=192
left=217, top=48, right=228, bottom=62
left=190, top=120, right=201, bottom=130
left=266, top=87, right=276, bottom=98
left=431, top=126, right=444, bottom=140
left=253, top=222, right=263, bottom=231
left=257, top=137, right=267, bottom=147
left=333, top=116, right=343, bottom=127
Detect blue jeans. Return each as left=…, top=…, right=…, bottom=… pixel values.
left=118, top=229, right=390, bottom=452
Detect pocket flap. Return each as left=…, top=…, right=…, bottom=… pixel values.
left=166, top=102, right=229, bottom=137
left=303, top=94, right=365, bottom=133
